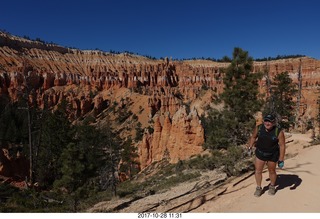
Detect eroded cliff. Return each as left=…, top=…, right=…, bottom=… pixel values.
left=1, top=31, right=320, bottom=173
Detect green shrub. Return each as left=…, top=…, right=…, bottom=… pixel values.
left=186, top=146, right=249, bottom=176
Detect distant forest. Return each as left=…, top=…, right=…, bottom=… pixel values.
left=254, top=54, right=306, bottom=61
left=171, top=54, right=306, bottom=62
left=0, top=29, right=306, bottom=62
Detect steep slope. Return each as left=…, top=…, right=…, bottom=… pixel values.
left=1, top=31, right=320, bottom=172
left=88, top=132, right=320, bottom=213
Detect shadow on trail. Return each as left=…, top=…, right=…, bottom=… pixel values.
left=276, top=174, right=302, bottom=191
left=264, top=174, right=302, bottom=195
left=281, top=162, right=313, bottom=175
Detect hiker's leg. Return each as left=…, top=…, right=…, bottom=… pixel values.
left=267, top=161, right=277, bottom=186
left=255, top=157, right=265, bottom=187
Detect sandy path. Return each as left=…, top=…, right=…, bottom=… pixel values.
left=88, top=132, right=320, bottom=213
left=192, top=133, right=320, bottom=212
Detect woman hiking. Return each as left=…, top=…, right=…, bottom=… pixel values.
left=248, top=114, right=286, bottom=197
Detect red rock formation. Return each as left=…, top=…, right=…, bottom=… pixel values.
left=1, top=31, right=320, bottom=171
left=138, top=106, right=204, bottom=169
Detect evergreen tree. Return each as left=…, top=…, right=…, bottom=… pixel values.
left=202, top=109, right=230, bottom=149
left=97, top=122, right=122, bottom=196
left=52, top=120, right=115, bottom=211
left=72, top=122, right=105, bottom=181
left=221, top=48, right=263, bottom=119
left=35, top=104, right=73, bottom=188
left=265, top=71, right=297, bottom=129
left=0, top=100, right=29, bottom=145
left=53, top=142, right=85, bottom=212
left=119, top=137, right=139, bottom=178
left=0, top=96, right=43, bottom=183
left=134, top=122, right=144, bottom=142
left=203, top=48, right=263, bottom=149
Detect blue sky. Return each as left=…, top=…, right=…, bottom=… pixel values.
left=1, top=0, right=320, bottom=60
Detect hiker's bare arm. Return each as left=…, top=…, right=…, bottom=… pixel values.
left=248, top=126, right=258, bottom=149
left=278, top=130, right=286, bottom=161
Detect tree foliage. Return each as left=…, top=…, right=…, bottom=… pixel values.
left=0, top=100, right=29, bottom=145
left=221, top=48, right=263, bottom=118
left=35, top=105, right=73, bottom=188
left=134, top=122, right=144, bottom=142
left=119, top=137, right=139, bottom=178
left=202, top=48, right=263, bottom=149
left=264, top=71, right=297, bottom=129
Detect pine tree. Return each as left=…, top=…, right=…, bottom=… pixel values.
left=52, top=121, right=110, bottom=211
left=35, top=104, right=73, bottom=188
left=265, top=71, right=297, bottom=129
left=119, top=137, right=139, bottom=178
left=95, top=120, right=122, bottom=196
left=53, top=141, right=91, bottom=212
left=134, top=122, right=144, bottom=142
left=203, top=48, right=263, bottom=149
left=0, top=100, right=29, bottom=144
left=221, top=48, right=263, bottom=120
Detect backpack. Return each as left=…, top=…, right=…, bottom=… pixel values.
left=257, top=124, right=280, bottom=139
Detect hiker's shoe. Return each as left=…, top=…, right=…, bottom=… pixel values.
left=268, top=185, right=276, bottom=195
left=254, top=186, right=263, bottom=197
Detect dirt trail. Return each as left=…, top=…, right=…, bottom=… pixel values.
left=89, top=132, right=320, bottom=213
left=193, top=142, right=320, bottom=212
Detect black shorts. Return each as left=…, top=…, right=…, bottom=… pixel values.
left=255, top=148, right=279, bottom=162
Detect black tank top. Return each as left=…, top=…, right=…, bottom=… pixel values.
left=256, top=125, right=279, bottom=152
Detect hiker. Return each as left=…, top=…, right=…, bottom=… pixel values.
left=247, top=114, right=286, bottom=197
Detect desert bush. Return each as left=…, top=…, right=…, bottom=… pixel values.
left=186, top=146, right=250, bottom=176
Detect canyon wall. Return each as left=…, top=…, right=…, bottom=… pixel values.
left=1, top=31, right=320, bottom=171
